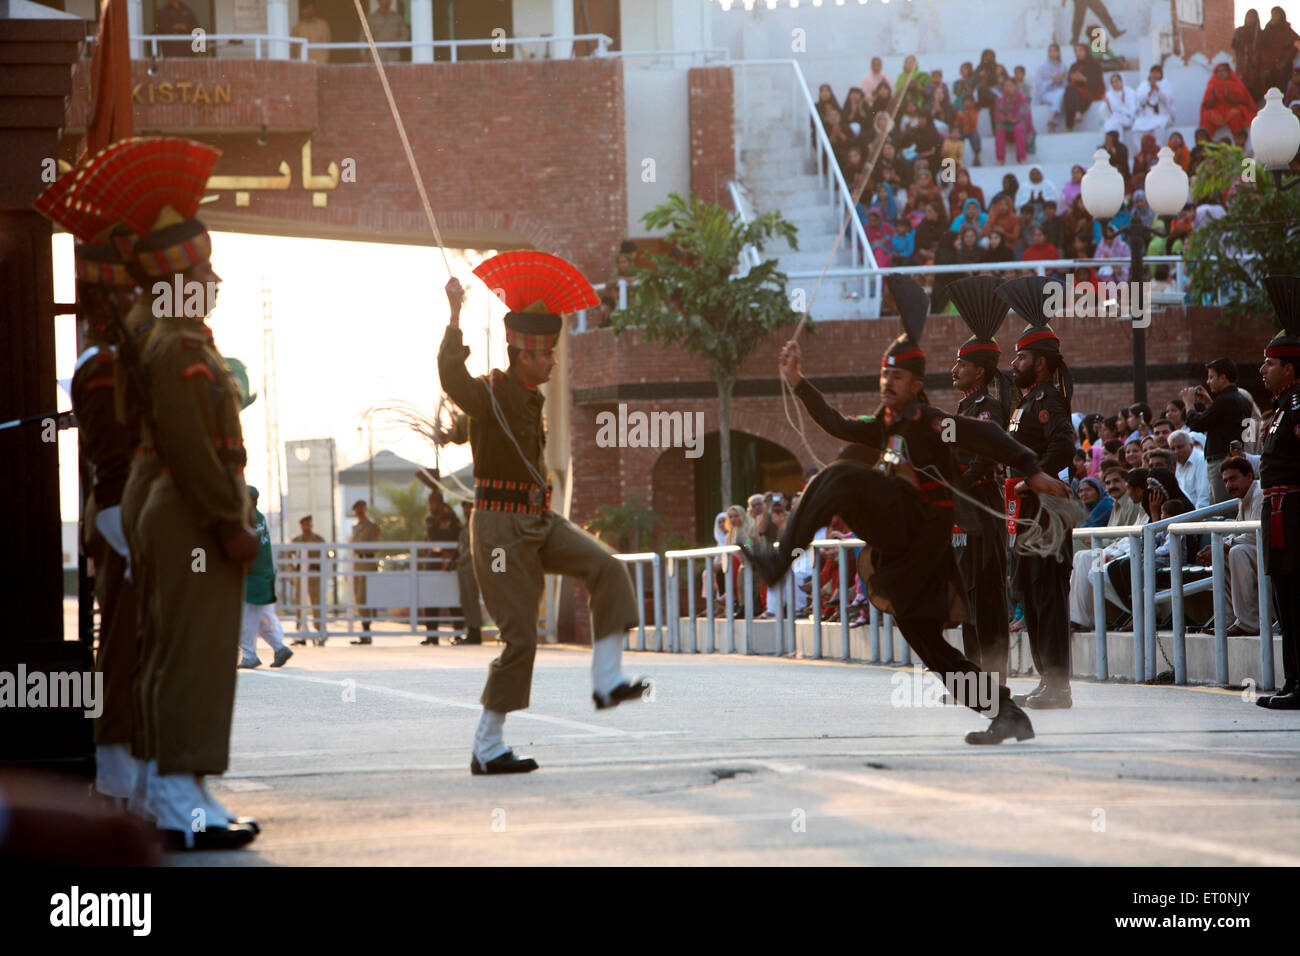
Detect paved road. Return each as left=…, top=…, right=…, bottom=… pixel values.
left=190, top=638, right=1300, bottom=866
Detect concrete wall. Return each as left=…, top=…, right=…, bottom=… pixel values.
left=623, top=65, right=691, bottom=236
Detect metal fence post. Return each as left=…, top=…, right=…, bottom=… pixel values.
left=870, top=603, right=880, bottom=663
left=724, top=551, right=735, bottom=654
left=1211, top=531, right=1229, bottom=684
left=839, top=546, right=851, bottom=660
left=1090, top=537, right=1107, bottom=680
left=635, top=561, right=646, bottom=651
left=1170, top=535, right=1187, bottom=684
left=811, top=546, right=822, bottom=660
left=744, top=560, right=754, bottom=655
left=686, top=556, right=696, bottom=653
left=1142, top=526, right=1157, bottom=681
left=883, top=613, right=894, bottom=664
left=1257, top=532, right=1275, bottom=690
left=653, top=553, right=664, bottom=652
left=704, top=555, right=716, bottom=653
left=409, top=544, right=419, bottom=633
left=1130, top=534, right=1145, bottom=680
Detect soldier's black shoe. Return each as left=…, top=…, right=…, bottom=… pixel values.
left=419, top=636, right=439, bottom=645
left=470, top=750, right=539, bottom=775
left=1257, top=679, right=1297, bottom=708
left=158, top=823, right=257, bottom=852
left=1011, top=679, right=1045, bottom=707
left=290, top=638, right=308, bottom=646
left=593, top=677, right=652, bottom=710
left=451, top=628, right=482, bottom=645
left=350, top=637, right=372, bottom=645
left=740, top=543, right=786, bottom=587
left=1265, top=692, right=1300, bottom=710
left=965, top=698, right=1035, bottom=744
left=1024, top=683, right=1072, bottom=709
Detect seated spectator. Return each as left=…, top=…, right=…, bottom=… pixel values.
left=1146, top=466, right=1192, bottom=520
left=1069, top=464, right=1147, bottom=630
left=1062, top=42, right=1104, bottom=131
left=980, top=229, right=1014, bottom=265
left=1059, top=163, right=1084, bottom=211
left=941, top=122, right=966, bottom=168
left=1170, top=428, right=1211, bottom=509
left=861, top=57, right=888, bottom=101
left=1062, top=194, right=1093, bottom=245
left=1129, top=132, right=1161, bottom=193
left=871, top=141, right=907, bottom=191
left=1132, top=64, right=1176, bottom=153
left=1166, top=130, right=1192, bottom=171
left=840, top=145, right=866, bottom=186
left=1040, top=199, right=1064, bottom=249
left=926, top=67, right=951, bottom=104
left=1187, top=127, right=1211, bottom=176
left=908, top=167, right=943, bottom=210
left=1095, top=224, right=1131, bottom=283
left=955, top=225, right=983, bottom=271
left=863, top=208, right=895, bottom=266
left=930, top=84, right=956, bottom=136
left=974, top=49, right=1002, bottom=125
left=865, top=80, right=894, bottom=135
left=1020, top=224, right=1058, bottom=261
left=895, top=54, right=930, bottom=110
left=1077, top=476, right=1114, bottom=527
left=898, top=97, right=922, bottom=136
left=900, top=114, right=942, bottom=176
left=992, top=78, right=1029, bottom=165
left=1127, top=402, right=1154, bottom=440
left=1102, top=72, right=1138, bottom=140
left=1036, top=43, right=1069, bottom=130
left=913, top=201, right=948, bottom=258
left=867, top=182, right=899, bottom=222
left=981, top=194, right=1021, bottom=246
left=1147, top=448, right=1176, bottom=473
left=891, top=217, right=916, bottom=263
left=1194, top=457, right=1263, bottom=635
left=822, top=103, right=851, bottom=165
left=1152, top=418, right=1174, bottom=448
left=841, top=86, right=872, bottom=143
left=953, top=60, right=979, bottom=109
left=944, top=166, right=980, bottom=214
left=1103, top=129, right=1132, bottom=183
left=817, top=83, right=842, bottom=117
left=1199, top=61, right=1257, bottom=137
left=950, top=197, right=987, bottom=234
left=1016, top=165, right=1059, bottom=213
left=952, top=95, right=984, bottom=166
left=1013, top=64, right=1030, bottom=96
left=1233, top=127, right=1251, bottom=152
left=988, top=172, right=1020, bottom=211
left=1123, top=439, right=1144, bottom=470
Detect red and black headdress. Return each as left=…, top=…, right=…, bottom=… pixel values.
left=472, top=251, right=599, bottom=351
left=949, top=275, right=1009, bottom=369
left=998, top=274, right=1073, bottom=405
left=882, top=274, right=930, bottom=376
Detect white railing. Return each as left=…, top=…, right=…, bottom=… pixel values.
left=613, top=552, right=665, bottom=652
left=606, top=47, right=729, bottom=67
left=100, top=32, right=612, bottom=62
left=1072, top=524, right=1148, bottom=681
left=1165, top=519, right=1274, bottom=688
left=727, top=180, right=763, bottom=276
left=730, top=59, right=879, bottom=316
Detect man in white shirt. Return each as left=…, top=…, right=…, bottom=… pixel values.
left=1171, top=429, right=1211, bottom=509
left=1196, top=457, right=1264, bottom=635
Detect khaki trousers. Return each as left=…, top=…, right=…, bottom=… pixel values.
left=136, top=473, right=245, bottom=775
left=296, top=576, right=323, bottom=631
left=121, top=455, right=160, bottom=761
left=471, top=508, right=638, bottom=712
left=1227, top=541, right=1260, bottom=632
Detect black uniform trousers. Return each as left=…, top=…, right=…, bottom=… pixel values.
left=1273, top=570, right=1299, bottom=690
left=773, top=460, right=998, bottom=714
left=1016, top=550, right=1072, bottom=681
left=958, top=534, right=1009, bottom=685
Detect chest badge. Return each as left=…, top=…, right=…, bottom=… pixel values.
left=1038, top=409, right=1050, bottom=424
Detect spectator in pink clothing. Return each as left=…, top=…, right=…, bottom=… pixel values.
left=993, top=78, right=1029, bottom=164
left=861, top=57, right=888, bottom=101
left=1094, top=223, right=1131, bottom=283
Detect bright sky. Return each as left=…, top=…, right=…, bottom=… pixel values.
left=1237, top=1, right=1300, bottom=27
left=53, top=232, right=508, bottom=530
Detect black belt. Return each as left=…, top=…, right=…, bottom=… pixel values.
left=474, top=478, right=551, bottom=515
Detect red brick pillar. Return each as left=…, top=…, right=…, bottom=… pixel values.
left=688, top=67, right=735, bottom=208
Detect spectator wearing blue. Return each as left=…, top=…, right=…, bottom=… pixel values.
left=890, top=217, right=916, bottom=264
left=950, top=198, right=987, bottom=234
left=1076, top=476, right=1113, bottom=527
left=238, top=486, right=293, bottom=669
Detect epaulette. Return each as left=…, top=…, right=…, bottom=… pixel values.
left=1288, top=391, right=1300, bottom=411
left=488, top=369, right=507, bottom=389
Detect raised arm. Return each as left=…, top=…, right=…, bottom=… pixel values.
left=780, top=339, right=883, bottom=446
left=437, top=277, right=490, bottom=420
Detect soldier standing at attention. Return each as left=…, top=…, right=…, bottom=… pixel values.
left=289, top=514, right=326, bottom=645
left=999, top=276, right=1079, bottom=709
left=1255, top=276, right=1300, bottom=710
left=437, top=267, right=649, bottom=776
left=350, top=499, right=381, bottom=644
left=947, top=276, right=1013, bottom=687
left=450, top=500, right=483, bottom=645
left=419, top=488, right=461, bottom=645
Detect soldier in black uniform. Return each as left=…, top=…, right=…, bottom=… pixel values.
left=746, top=276, right=1070, bottom=745
left=1255, top=276, right=1300, bottom=710
left=998, top=276, right=1078, bottom=709
left=947, top=276, right=1013, bottom=687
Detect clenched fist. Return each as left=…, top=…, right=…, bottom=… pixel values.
left=779, top=340, right=803, bottom=387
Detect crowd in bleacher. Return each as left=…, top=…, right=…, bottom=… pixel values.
left=811, top=11, right=1300, bottom=300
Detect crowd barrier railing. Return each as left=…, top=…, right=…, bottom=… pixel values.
left=1072, top=524, right=1147, bottom=681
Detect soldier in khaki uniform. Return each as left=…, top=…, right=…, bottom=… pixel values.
left=437, top=274, right=648, bottom=775
left=349, top=500, right=381, bottom=644
left=289, top=515, right=327, bottom=644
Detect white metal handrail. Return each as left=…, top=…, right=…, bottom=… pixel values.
left=94, top=32, right=309, bottom=60
left=1073, top=523, right=1147, bottom=680
left=1165, top=518, right=1273, bottom=688
left=104, top=32, right=611, bottom=62
left=726, top=180, right=763, bottom=275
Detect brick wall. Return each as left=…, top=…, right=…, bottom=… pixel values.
left=62, top=58, right=628, bottom=283
left=1179, top=0, right=1235, bottom=60
left=688, top=67, right=735, bottom=210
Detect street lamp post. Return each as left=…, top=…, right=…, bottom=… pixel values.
left=1080, top=146, right=1189, bottom=404
left=1250, top=88, right=1300, bottom=192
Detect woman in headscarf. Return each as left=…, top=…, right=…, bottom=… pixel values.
left=1076, top=477, right=1114, bottom=528
left=1062, top=193, right=1093, bottom=246
left=1144, top=466, right=1191, bottom=521
left=895, top=54, right=930, bottom=111
left=1200, top=61, right=1258, bottom=136
left=907, top=166, right=942, bottom=210
left=868, top=182, right=898, bottom=223
left=1102, top=72, right=1138, bottom=140
left=862, top=208, right=895, bottom=266
left=1233, top=8, right=1266, bottom=101
left=980, top=194, right=1020, bottom=246
left=840, top=86, right=871, bottom=143
left=992, top=78, right=1029, bottom=164
left=1063, top=42, right=1104, bottom=131
left=913, top=200, right=949, bottom=258
left=702, top=511, right=729, bottom=607
left=1058, top=163, right=1085, bottom=211
left=865, top=79, right=894, bottom=133
left=947, top=166, right=986, bottom=220
left=1036, top=43, right=1069, bottom=131
left=1166, top=130, right=1191, bottom=171
left=1129, top=132, right=1161, bottom=191
left=1103, top=129, right=1131, bottom=183
left=988, top=172, right=1020, bottom=210
left=1187, top=127, right=1211, bottom=175
left=953, top=60, right=979, bottom=110
left=973, top=49, right=1002, bottom=130
left=1129, top=188, right=1155, bottom=231
left=928, top=82, right=956, bottom=136
left=816, top=83, right=842, bottom=117
left=1261, top=6, right=1300, bottom=93
left=955, top=225, right=983, bottom=272
left=949, top=196, right=986, bottom=234
left=860, top=56, right=887, bottom=102
left=1095, top=222, right=1131, bottom=283
left=1131, top=64, right=1176, bottom=152
left=979, top=229, right=1015, bottom=265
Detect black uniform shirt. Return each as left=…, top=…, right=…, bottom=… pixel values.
left=1260, top=383, right=1300, bottom=571
left=1006, top=384, right=1075, bottom=477
left=955, top=387, right=1009, bottom=488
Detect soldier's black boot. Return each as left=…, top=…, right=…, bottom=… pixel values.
left=452, top=627, right=482, bottom=646
left=740, top=543, right=789, bottom=588
left=965, top=689, right=1035, bottom=745
left=1025, top=670, right=1072, bottom=709
left=1257, top=678, right=1297, bottom=708
left=1012, top=677, right=1046, bottom=707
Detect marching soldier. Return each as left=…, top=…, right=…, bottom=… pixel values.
left=450, top=500, right=483, bottom=645
left=1255, top=276, right=1300, bottom=710
left=745, top=276, right=1069, bottom=745
left=349, top=499, right=381, bottom=644
left=437, top=268, right=648, bottom=776
left=999, top=276, right=1078, bottom=709
left=947, top=276, right=1013, bottom=687
left=289, top=514, right=326, bottom=645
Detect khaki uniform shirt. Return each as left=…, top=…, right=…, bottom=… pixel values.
left=292, top=16, right=332, bottom=64
left=437, top=327, right=546, bottom=484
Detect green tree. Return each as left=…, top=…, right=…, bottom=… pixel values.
left=1185, top=144, right=1300, bottom=323
left=584, top=498, right=684, bottom=553
left=376, top=479, right=426, bottom=541
left=611, top=192, right=804, bottom=511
